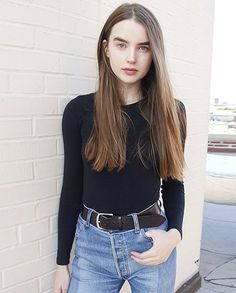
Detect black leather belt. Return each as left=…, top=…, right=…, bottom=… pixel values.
left=81, top=201, right=166, bottom=231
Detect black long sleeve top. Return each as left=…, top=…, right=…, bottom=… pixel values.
left=56, top=92, right=186, bottom=265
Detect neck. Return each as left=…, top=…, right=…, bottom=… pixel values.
left=122, top=90, right=142, bottom=105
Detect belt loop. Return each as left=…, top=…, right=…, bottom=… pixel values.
left=131, top=213, right=140, bottom=233
left=85, top=208, right=93, bottom=227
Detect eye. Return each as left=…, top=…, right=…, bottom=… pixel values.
left=116, top=43, right=125, bottom=48
left=139, top=46, right=149, bottom=52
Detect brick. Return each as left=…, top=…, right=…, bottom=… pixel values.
left=35, top=118, right=61, bottom=136
left=0, top=179, right=57, bottom=207
left=0, top=162, right=33, bottom=185
left=40, top=234, right=57, bottom=257
left=0, top=228, right=17, bottom=250
left=3, top=255, right=55, bottom=287
left=0, top=139, right=57, bottom=162
left=0, top=1, right=60, bottom=30
left=61, top=0, right=99, bottom=20
left=20, top=219, right=49, bottom=243
left=10, top=73, right=44, bottom=93
left=68, top=77, right=96, bottom=96
left=0, top=23, right=34, bottom=47
left=45, top=75, right=67, bottom=94
left=0, top=204, right=35, bottom=229
left=0, top=280, right=38, bottom=293
left=40, top=271, right=55, bottom=292
left=0, top=71, right=8, bottom=92
left=0, top=119, right=32, bottom=139
left=0, top=96, right=57, bottom=116
left=50, top=215, right=57, bottom=234
left=34, top=157, right=63, bottom=179
left=0, top=48, right=60, bottom=72
left=0, top=243, right=39, bottom=269
left=60, top=55, right=96, bottom=76
left=36, top=197, right=59, bottom=219
left=36, top=30, right=96, bottom=58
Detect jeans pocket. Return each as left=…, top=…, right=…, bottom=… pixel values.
left=140, top=211, right=168, bottom=241
left=75, top=213, right=86, bottom=238
left=140, top=228, right=154, bottom=242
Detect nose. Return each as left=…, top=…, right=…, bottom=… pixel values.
left=126, top=49, right=136, bottom=63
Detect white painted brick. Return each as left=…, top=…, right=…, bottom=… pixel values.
left=0, top=23, right=34, bottom=47
left=0, top=1, right=60, bottom=30
left=57, top=177, right=63, bottom=197
left=34, top=157, right=63, bottom=179
left=36, top=197, right=59, bottom=219
left=0, top=179, right=57, bottom=207
left=0, top=242, right=39, bottom=269
left=0, top=139, right=57, bottom=162
left=0, top=228, right=17, bottom=250
left=60, top=55, right=96, bottom=76
left=0, top=162, right=33, bottom=185
left=45, top=75, right=67, bottom=94
left=36, top=30, right=96, bottom=58
left=3, top=255, right=55, bottom=287
left=20, top=219, right=49, bottom=243
left=19, top=0, right=59, bottom=10
left=57, top=137, right=63, bottom=155
left=59, top=13, right=77, bottom=34
left=0, top=96, right=57, bottom=115
left=0, top=119, right=32, bottom=139
left=50, top=215, right=57, bottom=234
left=0, top=280, right=38, bottom=293
left=40, top=234, right=57, bottom=257
left=10, top=73, right=44, bottom=94
left=0, top=71, right=8, bottom=92
left=0, top=204, right=35, bottom=229
left=35, top=118, right=61, bottom=137
left=0, top=48, right=60, bottom=72
left=61, top=0, right=98, bottom=20
left=67, top=77, right=95, bottom=95
left=40, top=271, right=54, bottom=292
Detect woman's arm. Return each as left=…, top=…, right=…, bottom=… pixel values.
left=56, top=97, right=84, bottom=265
left=161, top=100, right=187, bottom=242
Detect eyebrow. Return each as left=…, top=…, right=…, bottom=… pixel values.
left=113, top=37, right=150, bottom=45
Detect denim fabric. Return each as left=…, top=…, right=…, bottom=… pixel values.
left=68, top=206, right=177, bottom=293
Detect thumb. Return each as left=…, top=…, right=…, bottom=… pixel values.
left=145, top=231, right=152, bottom=238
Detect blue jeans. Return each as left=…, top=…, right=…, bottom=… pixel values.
left=68, top=206, right=177, bottom=293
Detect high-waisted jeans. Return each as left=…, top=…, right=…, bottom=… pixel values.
left=68, top=205, right=177, bottom=293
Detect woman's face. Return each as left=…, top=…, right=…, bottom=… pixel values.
left=103, top=19, right=153, bottom=88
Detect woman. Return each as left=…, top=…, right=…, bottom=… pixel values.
left=54, top=2, right=187, bottom=293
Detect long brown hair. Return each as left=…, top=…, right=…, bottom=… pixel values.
left=84, top=3, right=187, bottom=181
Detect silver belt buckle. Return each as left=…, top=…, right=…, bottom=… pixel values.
left=96, top=212, right=113, bottom=229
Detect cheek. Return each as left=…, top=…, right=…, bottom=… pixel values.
left=109, top=52, right=122, bottom=68
left=141, top=56, right=153, bottom=72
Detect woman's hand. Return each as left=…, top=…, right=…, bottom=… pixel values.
left=131, top=228, right=181, bottom=266
left=53, top=265, right=70, bottom=293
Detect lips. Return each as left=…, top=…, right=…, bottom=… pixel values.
left=122, top=68, right=138, bottom=76
left=122, top=68, right=137, bottom=71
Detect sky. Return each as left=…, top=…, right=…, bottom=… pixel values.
left=210, top=0, right=236, bottom=105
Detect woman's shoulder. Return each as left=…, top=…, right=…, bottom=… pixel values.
left=174, top=98, right=186, bottom=110
left=174, top=98, right=186, bottom=118
left=67, top=91, right=95, bottom=108
left=63, top=92, right=95, bottom=125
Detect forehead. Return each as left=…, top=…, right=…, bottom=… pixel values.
left=109, top=19, right=149, bottom=43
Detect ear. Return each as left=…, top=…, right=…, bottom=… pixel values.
left=102, top=39, right=109, bottom=58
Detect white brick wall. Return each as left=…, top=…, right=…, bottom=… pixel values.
left=0, top=0, right=214, bottom=292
